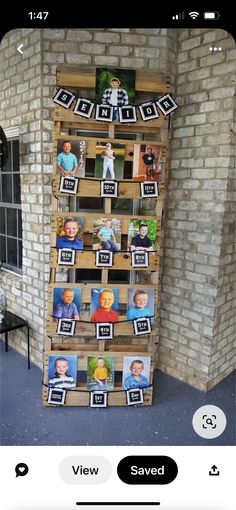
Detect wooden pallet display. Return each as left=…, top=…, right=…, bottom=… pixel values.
left=43, top=67, right=170, bottom=407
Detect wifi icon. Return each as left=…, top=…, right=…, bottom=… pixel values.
left=189, top=11, right=199, bottom=19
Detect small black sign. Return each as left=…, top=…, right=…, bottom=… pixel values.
left=156, top=94, right=178, bottom=115
left=95, top=250, right=113, bottom=267
left=133, top=317, right=152, bottom=336
left=119, top=105, right=136, bottom=123
left=57, top=248, right=75, bottom=266
left=139, top=102, right=159, bottom=122
left=53, top=88, right=75, bottom=108
left=126, top=388, right=144, bottom=405
left=131, top=251, right=149, bottom=268
left=140, top=181, right=158, bottom=198
left=96, top=104, right=113, bottom=122
left=73, top=97, right=94, bottom=118
left=48, top=387, right=66, bottom=405
left=56, top=319, right=76, bottom=336
left=59, top=176, right=79, bottom=194
left=96, top=322, right=114, bottom=340
left=100, top=180, right=118, bottom=198
left=90, top=391, right=107, bottom=407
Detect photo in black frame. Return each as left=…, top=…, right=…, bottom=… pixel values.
left=56, top=319, right=76, bottom=336
left=59, top=176, right=79, bottom=194
left=57, top=248, right=75, bottom=266
left=156, top=94, right=178, bottom=115
left=126, top=388, right=144, bottom=405
left=73, top=97, right=94, bottom=118
left=95, top=250, right=113, bottom=267
left=48, top=387, right=66, bottom=405
left=90, top=391, right=108, bottom=407
left=140, top=181, right=158, bottom=198
left=100, top=180, right=118, bottom=198
left=133, top=317, right=152, bottom=335
left=53, top=88, right=75, bottom=108
left=95, top=322, right=114, bottom=340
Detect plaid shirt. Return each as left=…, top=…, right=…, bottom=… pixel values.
left=101, top=87, right=129, bottom=107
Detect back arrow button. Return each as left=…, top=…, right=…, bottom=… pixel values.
left=17, top=44, right=24, bottom=55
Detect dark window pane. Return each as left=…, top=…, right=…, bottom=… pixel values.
left=18, top=209, right=22, bottom=238
left=0, top=207, right=6, bottom=234
left=0, top=235, right=6, bottom=262
left=18, top=240, right=22, bottom=268
left=2, top=174, right=12, bottom=203
left=7, top=208, right=17, bottom=237
left=12, top=140, right=19, bottom=172
left=1, top=141, right=12, bottom=172
left=13, top=172, right=21, bottom=204
left=7, top=238, right=17, bottom=266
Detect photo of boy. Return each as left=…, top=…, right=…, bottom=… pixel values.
left=56, top=139, right=86, bottom=177
left=95, top=141, right=125, bottom=180
left=96, top=68, right=136, bottom=121
left=128, top=220, right=157, bottom=252
left=93, top=218, right=121, bottom=252
left=48, top=355, right=77, bottom=389
left=122, top=357, right=151, bottom=391
left=133, top=143, right=162, bottom=182
left=87, top=356, right=115, bottom=391
left=53, top=288, right=81, bottom=320
left=90, top=288, right=119, bottom=323
left=127, top=289, right=154, bottom=322
left=56, top=216, right=84, bottom=252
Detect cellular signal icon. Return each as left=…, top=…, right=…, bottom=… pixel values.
left=172, top=12, right=185, bottom=20
left=189, top=11, right=199, bottom=19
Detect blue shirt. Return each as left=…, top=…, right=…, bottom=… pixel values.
left=99, top=226, right=114, bottom=241
left=56, top=236, right=83, bottom=251
left=54, top=302, right=79, bottom=319
left=57, top=152, right=78, bottom=172
left=127, top=307, right=151, bottom=321
left=123, top=374, right=149, bottom=390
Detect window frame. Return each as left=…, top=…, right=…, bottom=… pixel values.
left=0, top=133, right=22, bottom=275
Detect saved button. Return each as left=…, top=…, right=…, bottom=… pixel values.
left=117, top=456, right=178, bottom=484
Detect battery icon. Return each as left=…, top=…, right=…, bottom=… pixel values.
left=204, top=12, right=220, bottom=19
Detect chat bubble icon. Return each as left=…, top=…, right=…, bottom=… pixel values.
left=15, top=463, right=29, bottom=477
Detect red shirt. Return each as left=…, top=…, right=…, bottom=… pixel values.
left=91, top=308, right=118, bottom=323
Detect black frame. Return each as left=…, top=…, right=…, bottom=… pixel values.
left=95, top=322, right=114, bottom=340
left=126, top=388, right=144, bottom=405
left=48, top=387, right=66, bottom=405
left=56, top=318, right=76, bottom=336
left=59, top=176, right=79, bottom=194
left=90, top=391, right=108, bottom=407
left=57, top=248, right=75, bottom=266
left=131, top=251, right=149, bottom=268
left=133, top=317, right=152, bottom=335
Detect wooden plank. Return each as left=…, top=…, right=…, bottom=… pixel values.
left=50, top=249, right=159, bottom=271
left=51, top=211, right=161, bottom=230
left=56, top=66, right=171, bottom=93
left=43, top=386, right=153, bottom=407
left=51, top=343, right=149, bottom=352
left=52, top=176, right=166, bottom=199
left=54, top=106, right=168, bottom=129
left=46, top=319, right=157, bottom=338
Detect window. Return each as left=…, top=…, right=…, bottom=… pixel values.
left=0, top=137, right=22, bottom=273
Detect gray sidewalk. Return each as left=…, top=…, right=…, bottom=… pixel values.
left=0, top=342, right=235, bottom=446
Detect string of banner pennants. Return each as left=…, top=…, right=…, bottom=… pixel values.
left=52, top=87, right=178, bottom=123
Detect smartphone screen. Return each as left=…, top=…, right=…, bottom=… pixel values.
left=0, top=6, right=235, bottom=510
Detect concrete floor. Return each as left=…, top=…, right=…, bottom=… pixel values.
left=0, top=342, right=235, bottom=446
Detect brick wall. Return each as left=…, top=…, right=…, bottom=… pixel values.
left=159, top=29, right=236, bottom=390
left=0, top=28, right=235, bottom=389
